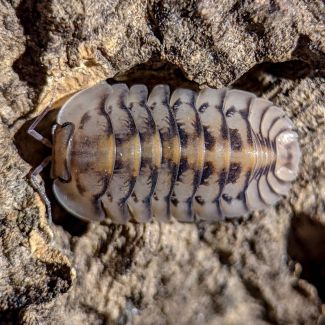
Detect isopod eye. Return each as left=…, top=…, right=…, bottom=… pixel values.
left=274, top=130, right=301, bottom=182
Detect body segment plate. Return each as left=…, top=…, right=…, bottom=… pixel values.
left=50, top=83, right=300, bottom=223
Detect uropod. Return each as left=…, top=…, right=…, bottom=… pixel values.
left=28, top=82, right=301, bottom=224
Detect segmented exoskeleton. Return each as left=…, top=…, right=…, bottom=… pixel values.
left=28, top=82, right=301, bottom=223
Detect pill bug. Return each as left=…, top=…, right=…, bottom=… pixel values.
left=29, top=82, right=301, bottom=224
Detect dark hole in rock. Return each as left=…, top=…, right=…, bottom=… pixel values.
left=0, top=310, right=19, bottom=324
left=233, top=60, right=313, bottom=94
left=14, top=109, right=89, bottom=237
left=263, top=60, right=313, bottom=79
left=111, top=58, right=200, bottom=91
left=287, top=213, right=325, bottom=302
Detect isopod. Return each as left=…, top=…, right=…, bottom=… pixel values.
left=29, top=82, right=301, bottom=224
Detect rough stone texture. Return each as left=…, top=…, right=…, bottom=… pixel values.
left=0, top=0, right=325, bottom=324
left=0, top=122, right=73, bottom=314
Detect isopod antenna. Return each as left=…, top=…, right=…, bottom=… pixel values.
left=27, top=105, right=54, bottom=223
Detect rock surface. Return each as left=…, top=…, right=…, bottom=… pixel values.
left=0, top=0, right=324, bottom=324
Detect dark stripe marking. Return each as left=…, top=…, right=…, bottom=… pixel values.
left=192, top=169, right=203, bottom=193
left=193, top=110, right=203, bottom=136
left=220, top=112, right=228, bottom=140
left=75, top=172, right=86, bottom=195
left=79, top=112, right=91, bottom=130
left=171, top=196, right=179, bottom=206
left=229, top=128, right=243, bottom=151
left=218, top=168, right=227, bottom=189
left=227, top=163, right=242, bottom=184
left=201, top=161, right=215, bottom=185
left=203, top=126, right=216, bottom=151
left=242, top=170, right=251, bottom=211
left=240, top=105, right=253, bottom=146
left=178, top=158, right=189, bottom=178
left=93, top=173, right=110, bottom=216
left=178, top=126, right=188, bottom=147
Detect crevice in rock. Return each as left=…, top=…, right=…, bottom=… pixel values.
left=240, top=277, right=277, bottom=324
left=233, top=60, right=314, bottom=93
left=239, top=9, right=266, bottom=38
left=264, top=60, right=313, bottom=79
left=287, top=213, right=325, bottom=302
left=292, top=35, right=325, bottom=74
left=112, top=58, right=200, bottom=91
left=105, top=225, right=145, bottom=277
left=79, top=303, right=108, bottom=325
left=146, top=1, right=164, bottom=45
left=0, top=310, right=19, bottom=325
left=117, top=296, right=143, bottom=325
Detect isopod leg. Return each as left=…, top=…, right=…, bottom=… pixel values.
left=29, top=156, right=53, bottom=223
left=27, top=106, right=53, bottom=148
